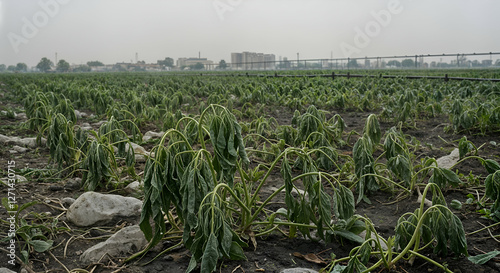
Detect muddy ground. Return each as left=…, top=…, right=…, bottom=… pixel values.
left=1, top=98, right=500, bottom=273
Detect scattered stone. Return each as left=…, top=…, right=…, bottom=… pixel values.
left=61, top=197, right=76, bottom=207
left=125, top=181, right=143, bottom=194
left=48, top=185, right=64, bottom=191
left=64, top=178, right=81, bottom=190
left=92, top=120, right=107, bottom=127
left=280, top=269, right=319, bottom=273
left=66, top=192, right=142, bottom=227
left=0, top=268, right=16, bottom=273
left=436, top=148, right=459, bottom=169
left=8, top=150, right=17, bottom=154
left=89, top=229, right=107, bottom=238
left=163, top=255, right=174, bottom=261
left=74, top=110, right=87, bottom=119
left=80, top=225, right=147, bottom=264
left=126, top=142, right=148, bottom=155
left=16, top=113, right=27, bottom=119
left=1, top=174, right=28, bottom=184
left=143, top=131, right=164, bottom=142
left=0, top=134, right=46, bottom=148
left=12, top=145, right=28, bottom=153
left=0, top=110, right=16, bottom=118
left=80, top=123, right=93, bottom=131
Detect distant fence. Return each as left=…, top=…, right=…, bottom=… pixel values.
left=209, top=52, right=500, bottom=71
left=168, top=72, right=500, bottom=82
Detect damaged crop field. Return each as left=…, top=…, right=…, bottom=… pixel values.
left=1, top=70, right=500, bottom=273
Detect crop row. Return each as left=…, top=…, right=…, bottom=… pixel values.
left=1, top=72, right=500, bottom=272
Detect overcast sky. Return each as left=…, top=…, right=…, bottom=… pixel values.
left=1, top=0, right=499, bottom=67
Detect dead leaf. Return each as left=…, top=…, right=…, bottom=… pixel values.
left=248, top=231, right=257, bottom=251
left=292, top=252, right=327, bottom=265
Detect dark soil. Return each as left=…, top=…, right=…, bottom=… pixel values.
left=1, top=98, right=500, bottom=273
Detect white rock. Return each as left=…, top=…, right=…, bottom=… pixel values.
left=80, top=123, right=93, bottom=131
left=0, top=134, right=47, bottom=148
left=126, top=142, right=148, bottom=155
left=16, top=113, right=27, bottom=119
left=66, top=192, right=142, bottom=227
left=74, top=110, right=87, bottom=118
left=92, top=120, right=107, bottom=127
left=12, top=145, right=28, bottom=153
left=436, top=148, right=459, bottom=169
left=1, top=175, right=28, bottom=184
left=125, top=181, right=143, bottom=194
left=80, top=225, right=147, bottom=264
left=143, top=131, right=164, bottom=142
left=0, top=268, right=17, bottom=273
left=61, top=197, right=76, bottom=207
left=8, top=150, right=17, bottom=154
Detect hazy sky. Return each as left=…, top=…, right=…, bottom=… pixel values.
left=1, top=0, right=499, bottom=67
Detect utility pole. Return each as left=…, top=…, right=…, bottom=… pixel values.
left=55, top=52, right=58, bottom=66
left=297, top=53, right=299, bottom=69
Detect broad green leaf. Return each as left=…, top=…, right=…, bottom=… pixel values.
left=458, top=136, right=476, bottom=159
left=468, top=250, right=500, bottom=265
left=30, top=239, right=53, bottom=252
left=450, top=199, right=462, bottom=210
left=482, top=159, right=500, bottom=174
left=449, top=214, right=468, bottom=256
left=429, top=168, right=462, bottom=188
left=229, top=241, right=246, bottom=260
left=331, top=264, right=347, bottom=273
left=387, top=155, right=411, bottom=187
left=186, top=256, right=198, bottom=273
left=333, top=184, right=355, bottom=220
left=332, top=230, right=364, bottom=244
left=200, top=233, right=219, bottom=273
left=363, top=114, right=381, bottom=148
left=220, top=222, right=232, bottom=258
left=343, top=256, right=367, bottom=273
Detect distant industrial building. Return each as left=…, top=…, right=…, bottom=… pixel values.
left=231, top=52, right=276, bottom=70
left=176, top=58, right=214, bottom=70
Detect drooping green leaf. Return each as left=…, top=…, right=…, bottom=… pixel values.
left=429, top=167, right=462, bottom=188
left=458, top=136, right=476, bottom=159
left=363, top=114, right=381, bottom=149
left=200, top=233, right=219, bottom=273
left=482, top=159, right=500, bottom=174
left=450, top=199, right=463, bottom=210
left=30, top=239, right=53, bottom=252
left=468, top=250, right=500, bottom=265
left=333, top=184, right=355, bottom=220
left=387, top=155, right=412, bottom=187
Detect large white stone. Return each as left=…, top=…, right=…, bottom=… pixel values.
left=126, top=142, right=148, bottom=155
left=80, top=225, right=147, bottom=264
left=0, top=268, right=16, bottom=273
left=143, top=131, right=164, bottom=142
left=0, top=134, right=46, bottom=148
left=436, top=148, right=460, bottom=169
left=124, top=181, right=143, bottom=194
left=66, top=192, right=142, bottom=227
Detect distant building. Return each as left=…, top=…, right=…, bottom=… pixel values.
left=482, top=59, right=493, bottom=66
left=177, top=58, right=214, bottom=70
left=231, top=52, right=276, bottom=70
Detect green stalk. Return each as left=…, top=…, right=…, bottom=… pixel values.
left=359, top=173, right=411, bottom=193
